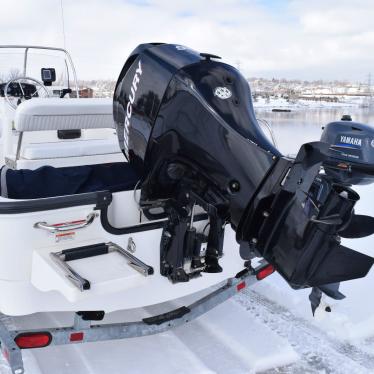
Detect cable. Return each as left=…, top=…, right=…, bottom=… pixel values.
left=133, top=180, right=142, bottom=211
left=203, top=222, right=210, bottom=235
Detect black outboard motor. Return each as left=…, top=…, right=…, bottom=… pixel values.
left=113, top=43, right=374, bottom=288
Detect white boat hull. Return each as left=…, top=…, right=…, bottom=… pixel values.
left=0, top=190, right=244, bottom=316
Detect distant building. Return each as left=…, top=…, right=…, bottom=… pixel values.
left=70, top=87, right=94, bottom=98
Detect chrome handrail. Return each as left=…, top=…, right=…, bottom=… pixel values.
left=34, top=212, right=96, bottom=233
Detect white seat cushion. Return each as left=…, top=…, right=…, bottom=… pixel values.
left=21, top=138, right=121, bottom=160
left=15, top=98, right=115, bottom=132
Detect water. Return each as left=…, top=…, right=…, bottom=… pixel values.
left=255, top=107, right=374, bottom=155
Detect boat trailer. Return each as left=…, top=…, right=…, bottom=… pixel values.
left=0, top=261, right=274, bottom=374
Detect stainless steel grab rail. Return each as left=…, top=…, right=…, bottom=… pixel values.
left=50, top=241, right=154, bottom=291
left=34, top=212, right=97, bottom=233
left=50, top=252, right=91, bottom=291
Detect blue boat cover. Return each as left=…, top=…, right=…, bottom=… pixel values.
left=0, top=163, right=140, bottom=199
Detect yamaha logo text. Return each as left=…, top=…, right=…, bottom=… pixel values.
left=340, top=135, right=362, bottom=147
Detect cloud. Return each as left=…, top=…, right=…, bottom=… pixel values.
left=0, top=0, right=373, bottom=81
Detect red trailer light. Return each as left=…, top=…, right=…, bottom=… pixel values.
left=256, top=264, right=275, bottom=280
left=236, top=281, right=246, bottom=292
left=70, top=332, right=84, bottom=342
left=15, top=332, right=52, bottom=349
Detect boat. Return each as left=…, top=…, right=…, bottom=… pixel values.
left=0, top=43, right=373, bottom=374
left=272, top=108, right=291, bottom=112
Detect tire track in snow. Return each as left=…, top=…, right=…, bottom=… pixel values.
left=235, top=289, right=374, bottom=374
left=360, top=337, right=374, bottom=356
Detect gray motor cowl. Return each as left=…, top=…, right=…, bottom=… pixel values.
left=321, top=120, right=374, bottom=185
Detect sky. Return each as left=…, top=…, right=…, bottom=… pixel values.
left=1, top=0, right=374, bottom=82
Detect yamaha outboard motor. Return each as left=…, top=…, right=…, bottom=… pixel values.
left=321, top=117, right=374, bottom=185
left=114, top=43, right=374, bottom=288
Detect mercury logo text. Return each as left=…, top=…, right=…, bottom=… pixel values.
left=124, top=59, right=143, bottom=156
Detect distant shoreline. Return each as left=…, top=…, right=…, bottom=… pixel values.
left=253, top=96, right=370, bottom=111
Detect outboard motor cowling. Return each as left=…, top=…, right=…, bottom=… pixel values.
left=321, top=120, right=374, bottom=185
left=114, top=43, right=279, bottom=227
left=114, top=43, right=374, bottom=289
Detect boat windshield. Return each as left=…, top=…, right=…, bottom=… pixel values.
left=0, top=46, right=79, bottom=97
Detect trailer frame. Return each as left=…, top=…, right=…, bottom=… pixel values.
left=0, top=262, right=274, bottom=374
